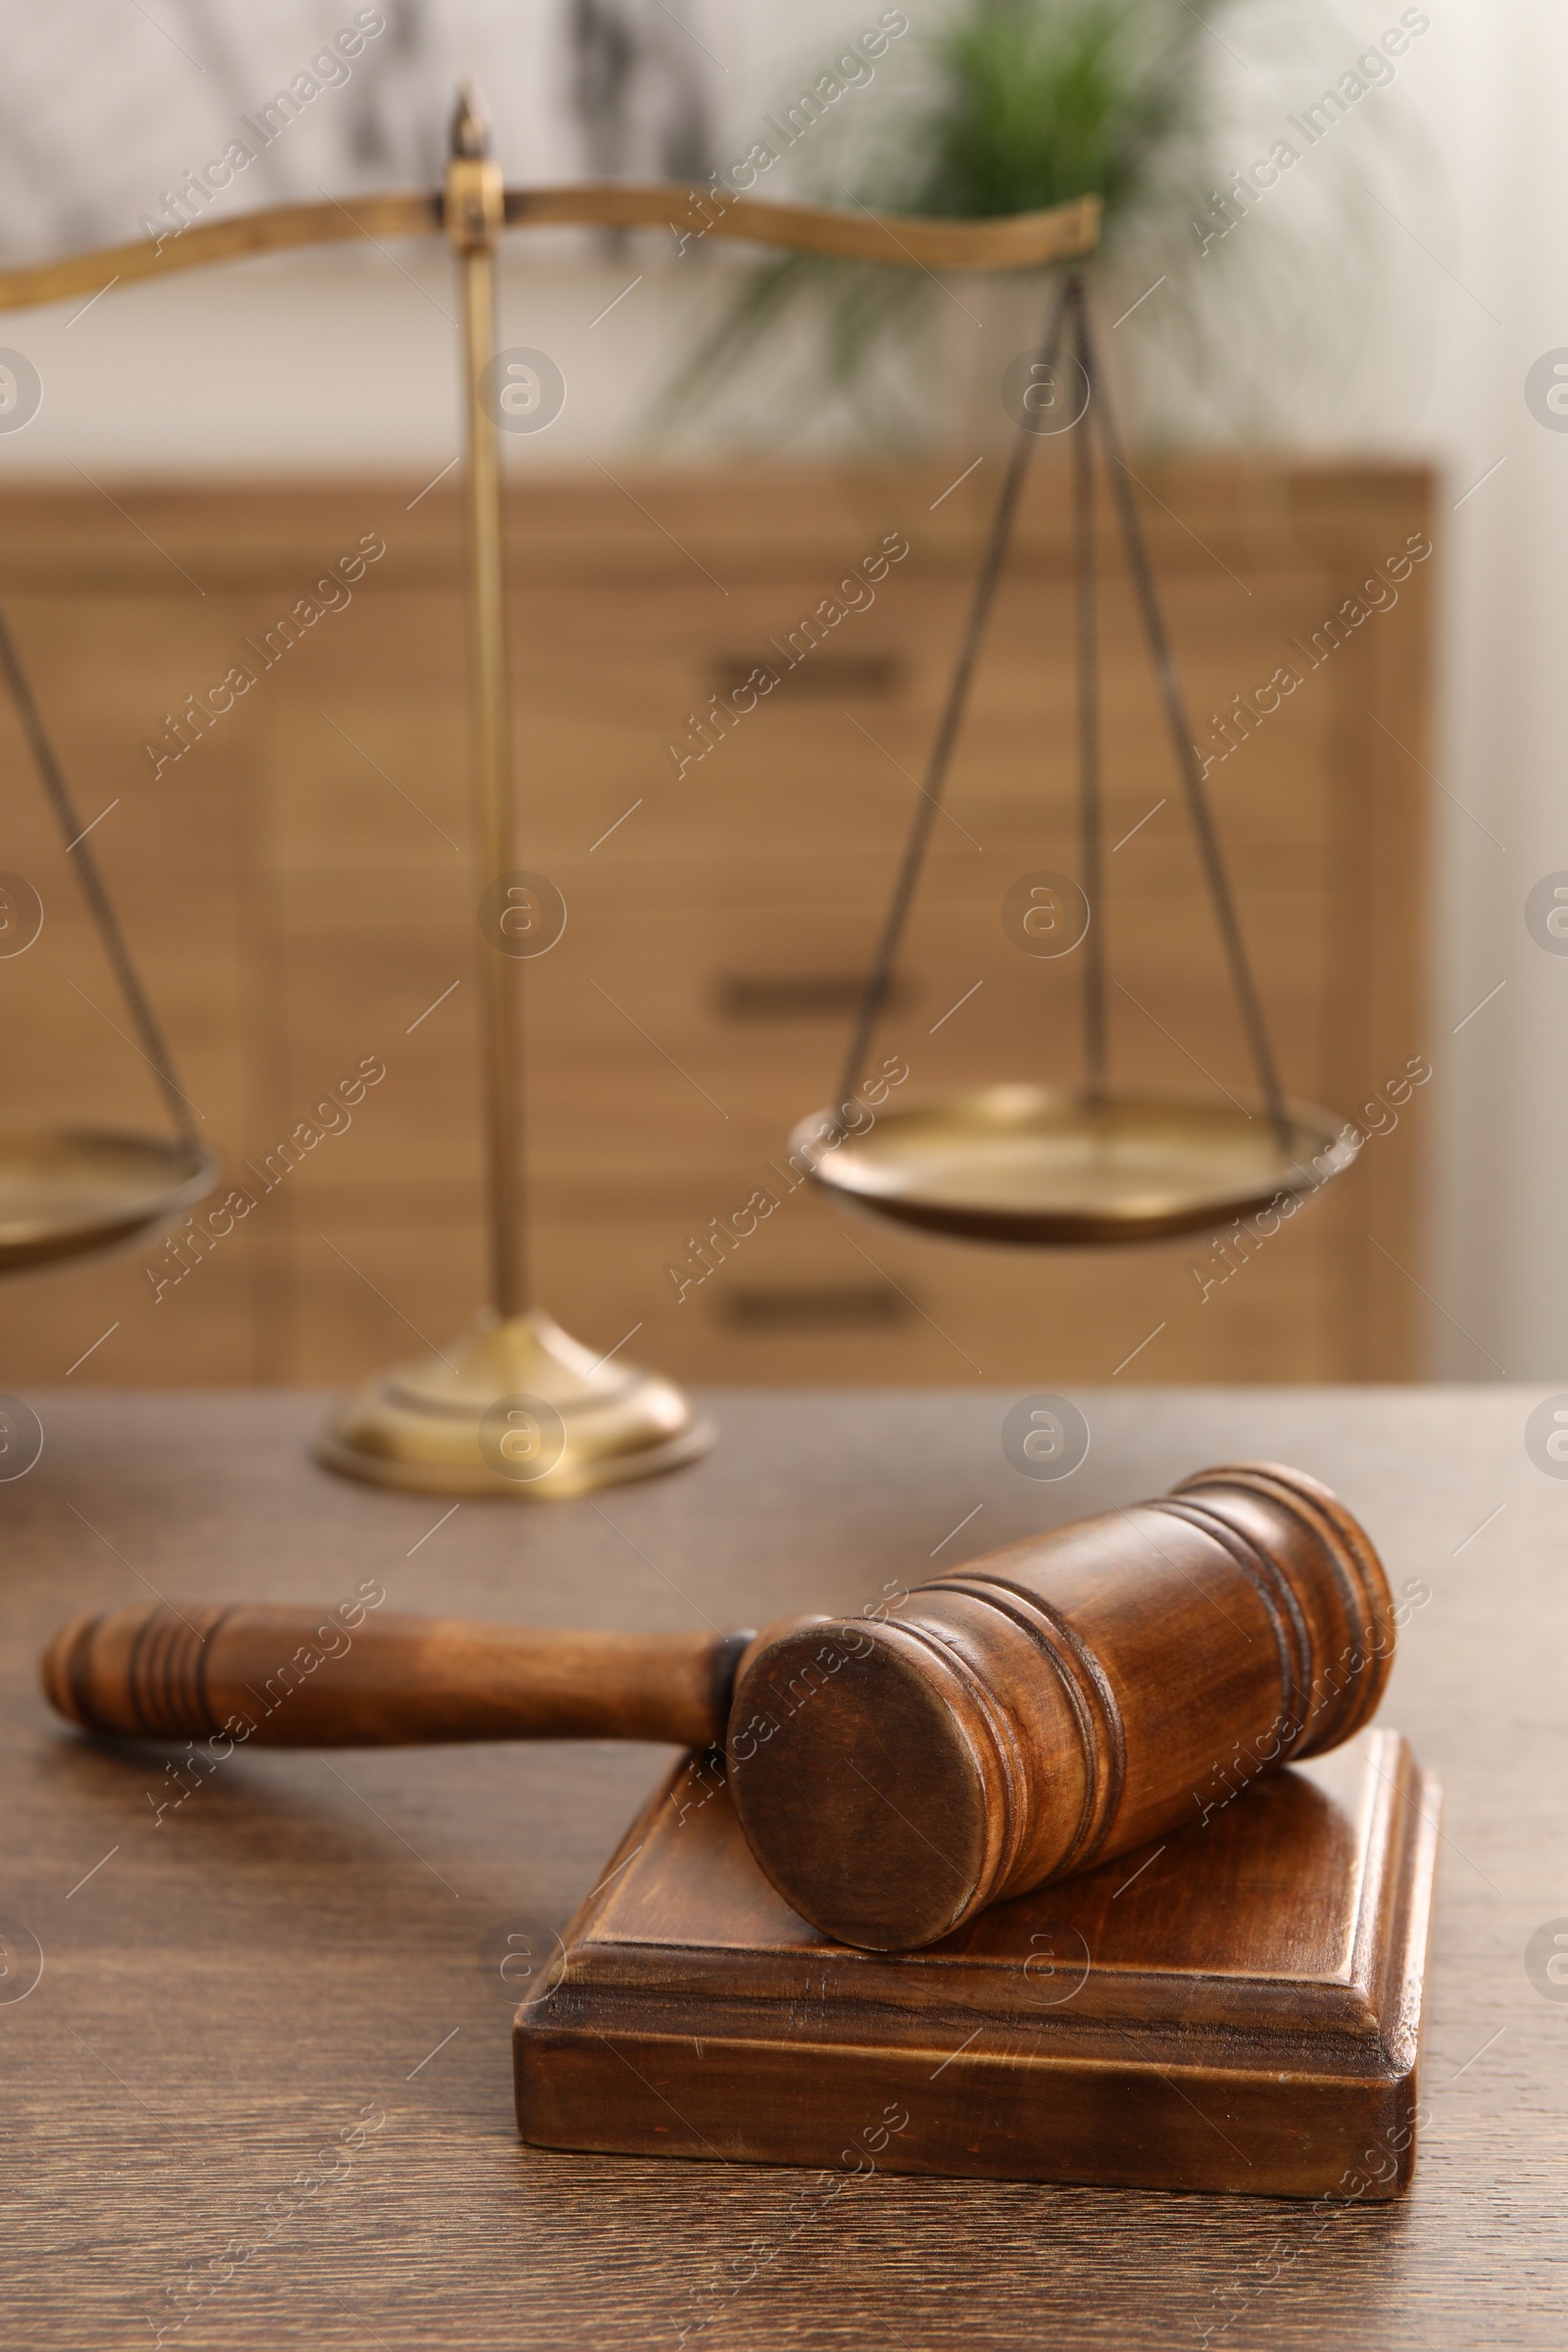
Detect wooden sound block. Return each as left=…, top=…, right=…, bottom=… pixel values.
left=514, top=1727, right=1438, bottom=2200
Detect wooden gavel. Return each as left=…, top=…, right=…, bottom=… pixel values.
left=40, top=1461, right=1394, bottom=1950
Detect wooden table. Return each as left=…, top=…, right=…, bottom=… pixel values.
left=2, top=1390, right=1560, bottom=2349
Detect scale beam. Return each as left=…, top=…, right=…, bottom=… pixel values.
left=0, top=188, right=1101, bottom=318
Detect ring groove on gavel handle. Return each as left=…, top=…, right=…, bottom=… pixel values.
left=40, top=1603, right=754, bottom=1748
left=121, top=1606, right=233, bottom=1739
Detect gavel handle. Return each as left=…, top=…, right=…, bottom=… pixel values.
left=40, top=1602, right=753, bottom=1748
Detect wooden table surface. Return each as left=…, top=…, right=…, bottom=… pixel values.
left=2, top=1389, right=1561, bottom=2350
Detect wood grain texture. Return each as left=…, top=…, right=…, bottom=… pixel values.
left=36, top=1461, right=1393, bottom=1952
left=0, top=186, right=1101, bottom=317
left=725, top=1461, right=1397, bottom=1946
left=0, top=460, right=1432, bottom=1393
left=0, top=1389, right=1558, bottom=2347
left=40, top=1605, right=750, bottom=1748
left=515, top=1729, right=1439, bottom=2198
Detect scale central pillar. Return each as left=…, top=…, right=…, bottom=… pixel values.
left=314, top=92, right=710, bottom=1500
left=451, top=100, right=527, bottom=1321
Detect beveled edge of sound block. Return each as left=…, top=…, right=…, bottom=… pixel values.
left=514, top=1728, right=1440, bottom=2200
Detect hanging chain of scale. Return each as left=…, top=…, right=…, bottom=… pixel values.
left=0, top=611, right=215, bottom=1275
left=795, top=270, right=1357, bottom=1249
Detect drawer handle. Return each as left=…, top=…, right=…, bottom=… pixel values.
left=715, top=972, right=908, bottom=1022
left=710, top=652, right=904, bottom=701
left=713, top=1284, right=915, bottom=1332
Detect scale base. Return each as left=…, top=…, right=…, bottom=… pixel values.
left=313, top=1306, right=712, bottom=1498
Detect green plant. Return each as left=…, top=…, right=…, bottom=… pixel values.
left=909, top=0, right=1229, bottom=222
left=655, top=0, right=1396, bottom=449
left=657, top=0, right=1239, bottom=443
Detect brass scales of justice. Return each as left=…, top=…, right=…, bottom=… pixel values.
left=0, top=98, right=1353, bottom=1497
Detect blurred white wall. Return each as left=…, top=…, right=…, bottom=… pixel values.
left=0, top=0, right=1556, bottom=1378
left=0, top=0, right=845, bottom=468
left=1415, top=0, right=1568, bottom=1385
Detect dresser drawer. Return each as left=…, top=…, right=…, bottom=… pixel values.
left=276, top=1167, right=1356, bottom=1389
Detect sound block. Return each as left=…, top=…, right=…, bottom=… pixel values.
left=514, top=1727, right=1438, bottom=2199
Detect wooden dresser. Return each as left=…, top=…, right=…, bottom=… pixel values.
left=0, top=458, right=1432, bottom=1389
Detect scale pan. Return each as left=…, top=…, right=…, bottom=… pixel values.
left=791, top=1084, right=1356, bottom=1248
left=0, top=1127, right=218, bottom=1275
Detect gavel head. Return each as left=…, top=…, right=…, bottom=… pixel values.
left=725, top=1462, right=1396, bottom=1951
